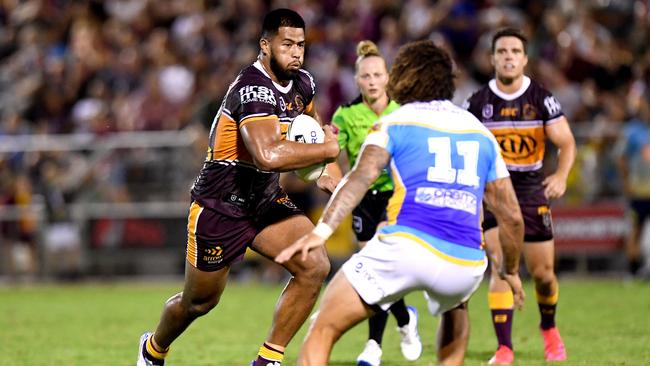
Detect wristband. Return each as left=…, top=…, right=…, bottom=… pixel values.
left=313, top=222, right=334, bottom=240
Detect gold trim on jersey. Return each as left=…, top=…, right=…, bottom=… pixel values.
left=211, top=114, right=246, bottom=161
left=239, top=114, right=279, bottom=127
left=387, top=121, right=495, bottom=139
left=378, top=231, right=486, bottom=267
left=386, top=160, right=406, bottom=224
left=186, top=201, right=203, bottom=267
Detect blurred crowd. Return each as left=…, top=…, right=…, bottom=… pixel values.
left=1, top=0, right=650, bottom=277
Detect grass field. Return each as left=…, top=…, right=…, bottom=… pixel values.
left=1, top=278, right=649, bottom=366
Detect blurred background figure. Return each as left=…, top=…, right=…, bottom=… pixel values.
left=615, top=82, right=650, bottom=277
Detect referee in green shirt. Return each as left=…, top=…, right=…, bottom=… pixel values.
left=331, top=40, right=422, bottom=366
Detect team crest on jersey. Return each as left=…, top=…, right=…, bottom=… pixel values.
left=278, top=96, right=286, bottom=111
left=294, top=95, right=305, bottom=113
left=523, top=103, right=538, bottom=120
left=239, top=85, right=277, bottom=106
left=482, top=104, right=493, bottom=119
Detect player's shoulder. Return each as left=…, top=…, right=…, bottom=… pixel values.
left=296, top=68, right=316, bottom=95
left=466, top=83, right=492, bottom=102
left=340, top=95, right=364, bottom=109
left=231, top=63, right=273, bottom=88
left=332, top=95, right=363, bottom=122
left=527, top=77, right=553, bottom=95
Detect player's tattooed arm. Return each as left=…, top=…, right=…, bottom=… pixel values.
left=320, top=145, right=390, bottom=229
left=275, top=144, right=389, bottom=264
left=484, top=177, right=524, bottom=275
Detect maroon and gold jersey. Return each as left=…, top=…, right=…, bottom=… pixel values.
left=465, top=76, right=564, bottom=204
left=191, top=60, right=316, bottom=217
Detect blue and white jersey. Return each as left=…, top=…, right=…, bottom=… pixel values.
left=364, top=100, right=509, bottom=256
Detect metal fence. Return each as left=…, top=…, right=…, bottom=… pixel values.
left=0, top=127, right=643, bottom=281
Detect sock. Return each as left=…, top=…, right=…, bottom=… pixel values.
left=368, top=310, right=389, bottom=345
left=389, top=298, right=410, bottom=327
left=536, top=286, right=559, bottom=330
left=253, top=343, right=284, bottom=366
left=144, top=334, right=168, bottom=364
left=488, top=291, right=514, bottom=350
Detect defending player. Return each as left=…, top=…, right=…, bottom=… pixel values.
left=464, top=28, right=576, bottom=365
left=276, top=40, right=525, bottom=366
left=136, top=9, right=340, bottom=366
left=331, top=40, right=421, bottom=366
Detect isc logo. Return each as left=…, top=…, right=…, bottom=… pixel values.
left=500, top=107, right=518, bottom=117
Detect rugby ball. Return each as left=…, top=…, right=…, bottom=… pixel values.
left=287, top=114, right=326, bottom=181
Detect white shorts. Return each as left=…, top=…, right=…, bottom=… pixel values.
left=341, top=231, right=487, bottom=315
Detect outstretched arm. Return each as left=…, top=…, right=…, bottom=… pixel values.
left=275, top=144, right=390, bottom=262
left=483, top=177, right=526, bottom=309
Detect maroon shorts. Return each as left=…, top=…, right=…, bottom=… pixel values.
left=483, top=204, right=553, bottom=242
left=186, top=194, right=304, bottom=271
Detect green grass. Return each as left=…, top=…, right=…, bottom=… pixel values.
left=1, top=278, right=649, bottom=365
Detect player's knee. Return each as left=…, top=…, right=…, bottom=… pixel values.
left=301, top=251, right=331, bottom=283
left=530, top=265, right=555, bottom=287
left=309, top=255, right=331, bottom=283
left=185, top=296, right=220, bottom=318
left=310, top=320, right=342, bottom=344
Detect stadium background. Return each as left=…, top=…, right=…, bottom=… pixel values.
left=1, top=0, right=649, bottom=279
left=2, top=0, right=649, bottom=280
left=1, top=1, right=650, bottom=365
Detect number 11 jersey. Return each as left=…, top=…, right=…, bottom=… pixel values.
left=364, top=100, right=509, bottom=250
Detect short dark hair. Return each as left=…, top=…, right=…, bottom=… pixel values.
left=491, top=27, right=528, bottom=54
left=387, top=40, right=455, bottom=104
left=261, top=8, right=305, bottom=38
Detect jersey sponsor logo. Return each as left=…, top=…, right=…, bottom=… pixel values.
left=499, top=107, right=518, bottom=117
left=543, top=96, right=562, bottom=116
left=482, top=103, right=493, bottom=119
left=239, top=85, right=277, bottom=106
left=497, top=133, right=538, bottom=160
left=203, top=246, right=224, bottom=264
left=414, top=187, right=478, bottom=215
left=353, top=261, right=386, bottom=299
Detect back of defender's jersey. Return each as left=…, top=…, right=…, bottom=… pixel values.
left=364, top=101, right=508, bottom=250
